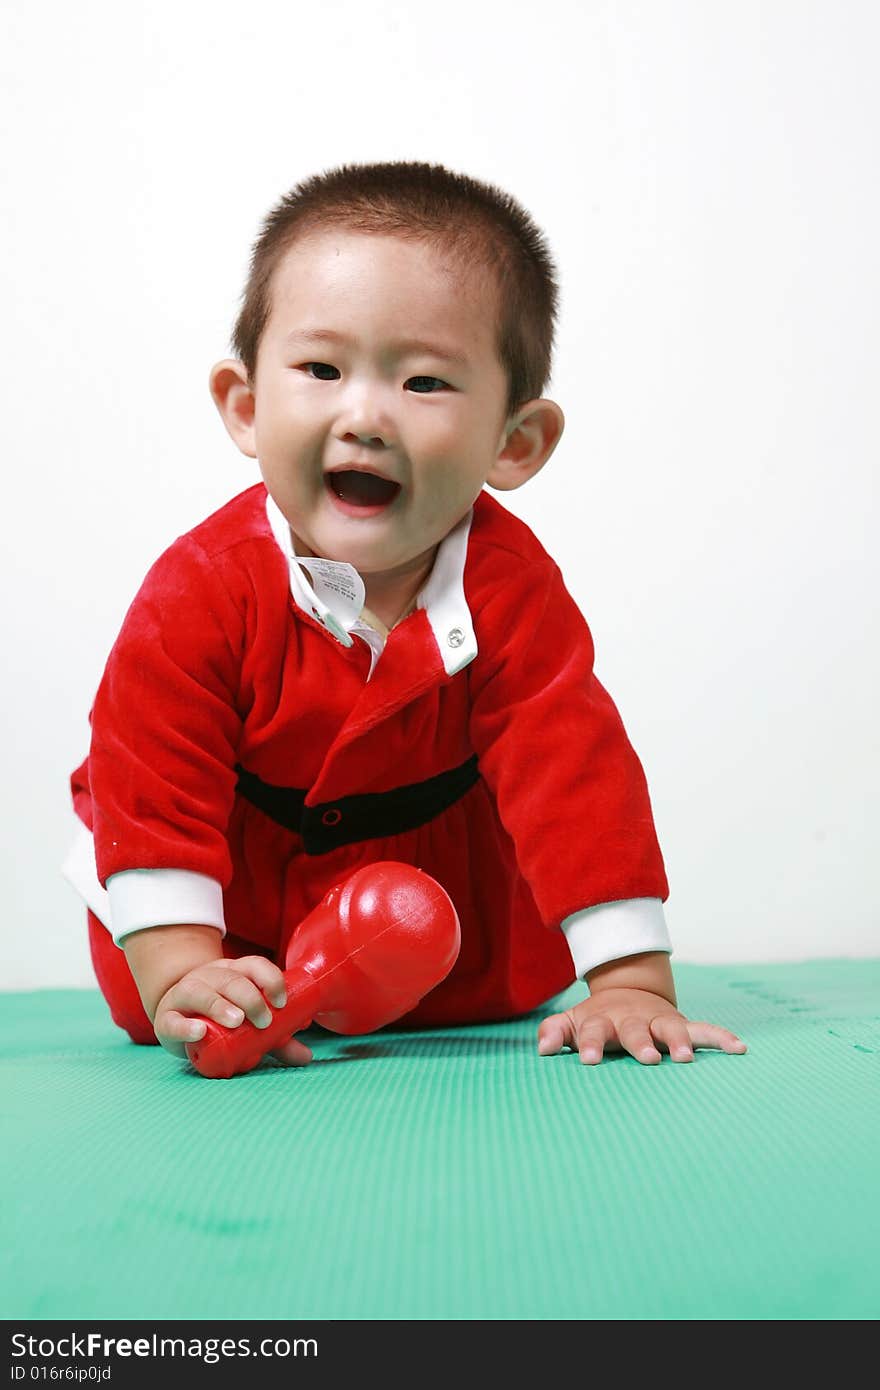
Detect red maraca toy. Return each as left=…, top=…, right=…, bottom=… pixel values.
left=185, top=862, right=460, bottom=1078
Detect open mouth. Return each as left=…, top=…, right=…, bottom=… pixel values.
left=325, top=470, right=401, bottom=509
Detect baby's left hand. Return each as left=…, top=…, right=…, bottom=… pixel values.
left=537, top=988, right=747, bottom=1065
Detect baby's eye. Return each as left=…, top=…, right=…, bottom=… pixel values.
left=302, top=362, right=341, bottom=380
left=405, top=376, right=448, bottom=393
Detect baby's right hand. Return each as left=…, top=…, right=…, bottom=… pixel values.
left=153, top=957, right=313, bottom=1067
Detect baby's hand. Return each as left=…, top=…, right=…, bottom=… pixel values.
left=154, top=957, right=313, bottom=1067
left=537, top=988, right=747, bottom=1065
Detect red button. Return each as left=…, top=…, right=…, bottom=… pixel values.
left=321, top=808, right=342, bottom=827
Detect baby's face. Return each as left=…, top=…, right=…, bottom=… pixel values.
left=250, top=230, right=513, bottom=578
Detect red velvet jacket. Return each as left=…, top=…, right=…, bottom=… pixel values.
left=69, top=484, right=668, bottom=1025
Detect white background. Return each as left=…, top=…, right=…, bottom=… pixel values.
left=2, top=0, right=877, bottom=988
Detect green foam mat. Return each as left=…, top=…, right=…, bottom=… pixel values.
left=2, top=960, right=879, bottom=1320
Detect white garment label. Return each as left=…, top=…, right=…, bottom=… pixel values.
left=298, top=558, right=365, bottom=625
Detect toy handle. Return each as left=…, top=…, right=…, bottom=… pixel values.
left=185, top=966, right=322, bottom=1079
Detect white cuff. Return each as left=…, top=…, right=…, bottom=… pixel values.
left=107, top=870, right=226, bottom=945
left=61, top=818, right=226, bottom=946
left=561, top=898, right=672, bottom=980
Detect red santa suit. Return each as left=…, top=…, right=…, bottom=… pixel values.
left=63, top=483, right=671, bottom=1035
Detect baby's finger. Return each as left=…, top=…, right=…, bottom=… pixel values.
left=616, top=1015, right=662, bottom=1065
left=210, top=971, right=276, bottom=1029
left=228, top=955, right=288, bottom=1009
left=574, top=1014, right=616, bottom=1065
left=650, top=1013, right=694, bottom=1062
left=155, top=1008, right=207, bottom=1055
left=164, top=975, right=244, bottom=1030
left=537, top=1012, right=576, bottom=1056
left=686, top=1021, right=748, bottom=1054
left=269, top=1037, right=314, bottom=1068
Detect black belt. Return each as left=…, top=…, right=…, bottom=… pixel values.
left=234, top=755, right=480, bottom=856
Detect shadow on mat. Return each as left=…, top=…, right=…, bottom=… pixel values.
left=180, top=1028, right=544, bottom=1078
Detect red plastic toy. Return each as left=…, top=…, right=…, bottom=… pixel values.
left=185, top=862, right=461, bottom=1078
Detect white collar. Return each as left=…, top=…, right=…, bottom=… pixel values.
left=264, top=491, right=478, bottom=677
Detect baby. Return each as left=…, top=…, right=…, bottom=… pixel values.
left=63, top=159, right=746, bottom=1069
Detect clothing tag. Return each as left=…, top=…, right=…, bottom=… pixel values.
left=298, top=558, right=365, bottom=626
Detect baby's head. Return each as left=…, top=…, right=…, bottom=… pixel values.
left=210, top=161, right=565, bottom=580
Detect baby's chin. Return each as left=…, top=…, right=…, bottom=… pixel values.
left=298, top=506, right=432, bottom=574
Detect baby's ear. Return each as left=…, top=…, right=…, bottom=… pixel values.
left=208, top=359, right=258, bottom=459
left=486, top=398, right=565, bottom=492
